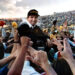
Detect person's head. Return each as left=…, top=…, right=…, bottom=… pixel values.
left=27, top=9, right=39, bottom=26
left=53, top=20, right=57, bottom=26
left=56, top=34, right=62, bottom=40
left=60, top=31, right=67, bottom=39
left=6, top=32, right=10, bottom=37
left=66, top=32, right=70, bottom=38
left=53, top=59, right=73, bottom=75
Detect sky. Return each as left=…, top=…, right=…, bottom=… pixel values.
left=0, top=0, right=75, bottom=18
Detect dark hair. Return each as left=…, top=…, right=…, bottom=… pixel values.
left=53, top=59, right=73, bottom=75
left=53, top=20, right=57, bottom=25
left=27, top=9, right=39, bottom=17
left=0, top=43, right=4, bottom=59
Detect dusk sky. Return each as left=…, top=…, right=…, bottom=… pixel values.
left=0, top=0, right=75, bottom=18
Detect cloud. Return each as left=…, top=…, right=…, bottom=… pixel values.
left=16, top=0, right=54, bottom=7
left=0, top=0, right=75, bottom=18
left=0, top=0, right=26, bottom=18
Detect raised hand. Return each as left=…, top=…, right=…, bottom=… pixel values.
left=20, top=36, right=31, bottom=48
left=60, top=38, right=73, bottom=61
left=8, top=36, right=31, bottom=75
left=14, top=29, right=19, bottom=41
left=27, top=49, right=57, bottom=75
left=52, top=39, right=63, bottom=51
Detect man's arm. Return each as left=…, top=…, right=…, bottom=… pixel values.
left=60, top=38, right=75, bottom=75
left=0, top=54, right=15, bottom=67
left=52, top=39, right=63, bottom=51
left=11, top=29, right=19, bottom=54
left=66, top=58, right=75, bottom=75
left=27, top=47, right=57, bottom=75
left=7, top=29, right=20, bottom=69
left=68, top=39, right=75, bottom=47
left=0, top=30, right=18, bottom=66
left=37, top=51, right=57, bottom=75
left=7, top=36, right=30, bottom=75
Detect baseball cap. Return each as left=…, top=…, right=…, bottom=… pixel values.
left=27, top=9, right=39, bottom=17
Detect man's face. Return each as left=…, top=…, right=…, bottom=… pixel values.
left=27, top=15, right=38, bottom=26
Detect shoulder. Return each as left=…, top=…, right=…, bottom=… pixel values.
left=34, top=25, right=41, bottom=29
left=19, top=21, right=28, bottom=27
left=18, top=23, right=30, bottom=30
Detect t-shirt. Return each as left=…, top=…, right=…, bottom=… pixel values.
left=22, top=61, right=41, bottom=75
left=0, top=64, right=8, bottom=75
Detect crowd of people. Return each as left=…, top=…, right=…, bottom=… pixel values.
left=39, top=10, right=75, bottom=28
left=0, top=9, right=75, bottom=75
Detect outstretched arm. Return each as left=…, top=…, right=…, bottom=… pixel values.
left=8, top=36, right=30, bottom=75
left=0, top=53, right=15, bottom=67
left=27, top=47, right=57, bottom=75
left=60, top=38, right=75, bottom=75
